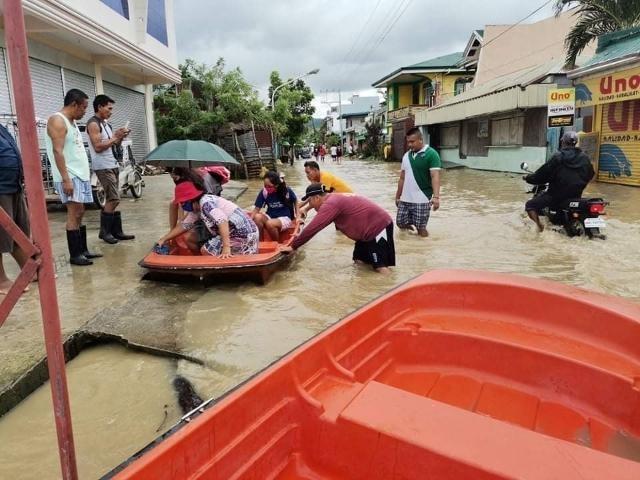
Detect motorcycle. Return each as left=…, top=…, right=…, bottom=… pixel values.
left=91, top=139, right=145, bottom=209
left=521, top=162, right=607, bottom=239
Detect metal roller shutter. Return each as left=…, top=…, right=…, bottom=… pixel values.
left=0, top=48, right=13, bottom=115
left=29, top=58, right=64, bottom=121
left=103, top=82, right=149, bottom=161
left=598, top=100, right=640, bottom=187
left=63, top=69, right=96, bottom=124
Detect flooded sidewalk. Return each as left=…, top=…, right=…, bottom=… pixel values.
left=1, top=160, right=640, bottom=478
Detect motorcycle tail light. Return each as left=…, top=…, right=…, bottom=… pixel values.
left=589, top=203, right=605, bottom=214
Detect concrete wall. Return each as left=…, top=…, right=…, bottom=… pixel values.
left=398, top=84, right=412, bottom=106
left=440, top=146, right=546, bottom=172
left=475, top=10, right=596, bottom=86
left=58, top=0, right=177, bottom=67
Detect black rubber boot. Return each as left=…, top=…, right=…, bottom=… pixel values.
left=112, top=211, right=135, bottom=240
left=99, top=212, right=119, bottom=244
left=66, top=229, right=92, bottom=266
left=80, top=225, right=103, bottom=258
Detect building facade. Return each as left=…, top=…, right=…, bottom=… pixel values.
left=569, top=27, right=640, bottom=187
left=416, top=11, right=595, bottom=173
left=0, top=0, right=180, bottom=161
left=372, top=52, right=473, bottom=161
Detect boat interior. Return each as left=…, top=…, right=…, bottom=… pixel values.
left=112, top=270, right=640, bottom=480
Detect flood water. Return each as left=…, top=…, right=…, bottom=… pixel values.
left=1, top=159, right=640, bottom=478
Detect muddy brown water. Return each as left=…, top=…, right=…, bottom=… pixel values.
left=1, top=160, right=640, bottom=478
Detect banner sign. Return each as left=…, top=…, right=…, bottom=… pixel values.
left=574, top=66, right=640, bottom=107
left=548, top=88, right=575, bottom=127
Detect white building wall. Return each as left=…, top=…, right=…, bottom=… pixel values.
left=55, top=0, right=177, bottom=67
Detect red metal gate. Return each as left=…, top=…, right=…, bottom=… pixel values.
left=0, top=1, right=78, bottom=478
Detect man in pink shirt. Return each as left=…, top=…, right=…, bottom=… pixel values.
left=280, top=184, right=395, bottom=273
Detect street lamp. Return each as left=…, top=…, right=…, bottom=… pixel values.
left=270, top=68, right=320, bottom=109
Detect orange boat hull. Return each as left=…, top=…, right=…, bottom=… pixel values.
left=108, top=270, right=640, bottom=479
left=138, top=222, right=300, bottom=284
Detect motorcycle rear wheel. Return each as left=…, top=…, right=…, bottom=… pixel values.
left=130, top=170, right=143, bottom=198
left=564, top=219, right=585, bottom=237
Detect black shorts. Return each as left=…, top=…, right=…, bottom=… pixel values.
left=352, top=223, right=395, bottom=269
left=525, top=193, right=554, bottom=212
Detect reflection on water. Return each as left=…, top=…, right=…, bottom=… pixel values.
left=1, top=160, right=640, bottom=477
left=0, top=344, right=180, bottom=479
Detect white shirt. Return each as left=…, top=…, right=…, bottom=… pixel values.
left=330, top=146, right=337, bottom=156
left=400, top=145, right=440, bottom=203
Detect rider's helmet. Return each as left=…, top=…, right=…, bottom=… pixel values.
left=560, top=131, right=578, bottom=147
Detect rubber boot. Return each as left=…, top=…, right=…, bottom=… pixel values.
left=80, top=225, right=103, bottom=258
left=99, top=212, right=119, bottom=244
left=66, top=229, right=92, bottom=266
left=112, top=211, right=135, bottom=240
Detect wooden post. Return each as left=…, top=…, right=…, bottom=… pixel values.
left=234, top=131, right=248, bottom=179
left=3, top=1, right=78, bottom=478
left=251, top=120, right=263, bottom=167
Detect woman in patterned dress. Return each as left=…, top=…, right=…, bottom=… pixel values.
left=158, top=181, right=258, bottom=258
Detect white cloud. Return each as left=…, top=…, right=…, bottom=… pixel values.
left=173, top=0, right=556, bottom=116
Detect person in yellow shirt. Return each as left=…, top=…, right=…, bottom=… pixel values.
left=303, top=160, right=353, bottom=193
left=299, top=160, right=353, bottom=219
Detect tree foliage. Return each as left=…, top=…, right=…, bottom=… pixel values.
left=268, top=71, right=315, bottom=144
left=154, top=58, right=269, bottom=144
left=362, top=120, right=384, bottom=159
left=555, top=0, right=640, bottom=67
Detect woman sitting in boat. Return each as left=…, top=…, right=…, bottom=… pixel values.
left=157, top=181, right=259, bottom=258
left=166, top=167, right=229, bottom=229
left=250, top=170, right=297, bottom=242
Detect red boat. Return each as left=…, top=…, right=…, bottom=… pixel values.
left=138, top=222, right=300, bottom=285
left=108, top=270, right=640, bottom=479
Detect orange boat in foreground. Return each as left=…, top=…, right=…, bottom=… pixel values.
left=108, top=270, right=640, bottom=479
left=138, top=222, right=300, bottom=284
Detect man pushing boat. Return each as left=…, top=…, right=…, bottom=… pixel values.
left=279, top=184, right=395, bottom=273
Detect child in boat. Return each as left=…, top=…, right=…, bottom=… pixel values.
left=158, top=181, right=258, bottom=258
left=250, top=170, right=297, bottom=242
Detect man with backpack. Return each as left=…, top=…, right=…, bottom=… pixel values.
left=87, top=94, right=135, bottom=244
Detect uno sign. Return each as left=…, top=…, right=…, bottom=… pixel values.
left=576, top=66, right=640, bottom=107
left=548, top=88, right=575, bottom=127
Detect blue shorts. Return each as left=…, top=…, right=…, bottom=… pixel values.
left=54, top=177, right=93, bottom=204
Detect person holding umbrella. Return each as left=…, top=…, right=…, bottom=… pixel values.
left=157, top=181, right=259, bottom=258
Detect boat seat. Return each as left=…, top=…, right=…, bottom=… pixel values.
left=334, top=381, right=640, bottom=480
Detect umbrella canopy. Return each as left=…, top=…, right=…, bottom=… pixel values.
left=144, top=140, right=239, bottom=168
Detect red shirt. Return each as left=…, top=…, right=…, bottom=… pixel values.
left=292, top=194, right=392, bottom=249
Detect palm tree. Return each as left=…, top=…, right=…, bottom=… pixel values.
left=555, top=0, right=640, bottom=67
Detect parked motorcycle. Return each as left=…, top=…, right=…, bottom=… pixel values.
left=521, top=162, right=607, bottom=239
left=92, top=139, right=145, bottom=209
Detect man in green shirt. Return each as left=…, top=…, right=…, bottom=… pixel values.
left=394, top=127, right=441, bottom=237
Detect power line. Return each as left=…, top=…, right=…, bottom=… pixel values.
left=340, top=0, right=413, bottom=86
left=333, top=0, right=401, bottom=88
left=482, top=0, right=555, bottom=50
left=335, top=0, right=384, bottom=79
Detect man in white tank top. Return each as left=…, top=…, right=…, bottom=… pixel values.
left=46, top=89, right=101, bottom=266
left=87, top=94, right=134, bottom=244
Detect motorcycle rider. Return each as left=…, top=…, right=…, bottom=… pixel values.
left=524, top=131, right=595, bottom=232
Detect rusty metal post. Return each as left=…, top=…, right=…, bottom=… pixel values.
left=3, top=1, right=78, bottom=478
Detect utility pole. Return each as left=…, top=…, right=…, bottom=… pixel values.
left=338, top=90, right=344, bottom=150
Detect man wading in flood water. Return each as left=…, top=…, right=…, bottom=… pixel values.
left=395, top=127, right=441, bottom=237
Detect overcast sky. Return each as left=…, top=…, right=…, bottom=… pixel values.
left=173, top=0, right=556, bottom=117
